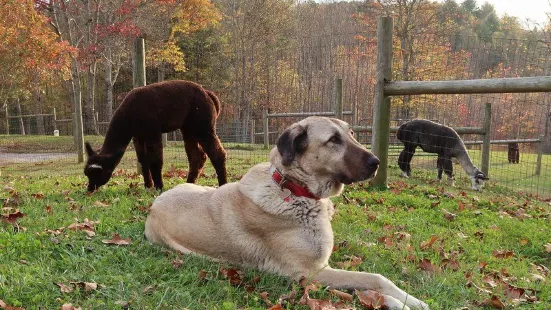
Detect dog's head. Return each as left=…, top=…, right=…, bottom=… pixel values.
left=84, top=142, right=117, bottom=192
left=470, top=170, right=489, bottom=191
left=271, top=117, right=379, bottom=198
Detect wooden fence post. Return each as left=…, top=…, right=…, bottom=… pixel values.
left=133, top=37, right=146, bottom=174
left=371, top=16, right=393, bottom=187
left=4, top=104, right=8, bottom=135
left=536, top=135, right=543, bottom=176
left=481, top=102, right=492, bottom=176
left=250, top=119, right=255, bottom=144
left=263, top=110, right=269, bottom=149
left=335, top=78, right=343, bottom=119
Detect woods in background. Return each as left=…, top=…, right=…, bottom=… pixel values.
left=1, top=0, right=551, bottom=148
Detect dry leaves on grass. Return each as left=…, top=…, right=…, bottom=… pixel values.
left=0, top=209, right=25, bottom=224
left=442, top=208, right=457, bottom=221
left=420, top=235, right=438, bottom=250
left=492, top=249, right=514, bottom=259
left=67, top=218, right=99, bottom=238
left=335, top=255, right=363, bottom=269
left=61, top=303, right=82, bottom=310
left=0, top=299, right=26, bottom=310
left=544, top=243, right=551, bottom=253
left=418, top=258, right=440, bottom=274
left=474, top=295, right=505, bottom=309
left=355, top=289, right=386, bottom=309
left=102, top=233, right=131, bottom=245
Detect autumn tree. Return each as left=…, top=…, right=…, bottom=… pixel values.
left=0, top=0, right=72, bottom=135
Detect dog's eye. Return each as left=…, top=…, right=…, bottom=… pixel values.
left=350, top=130, right=354, bottom=136
left=328, top=135, right=341, bottom=144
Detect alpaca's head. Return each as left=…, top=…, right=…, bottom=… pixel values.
left=470, top=170, right=489, bottom=191
left=84, top=142, right=117, bottom=192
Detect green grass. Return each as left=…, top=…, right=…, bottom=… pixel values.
left=1, top=146, right=551, bottom=309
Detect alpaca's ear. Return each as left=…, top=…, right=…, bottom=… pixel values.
left=85, top=142, right=96, bottom=157
left=476, top=172, right=489, bottom=180
left=276, top=124, right=308, bottom=166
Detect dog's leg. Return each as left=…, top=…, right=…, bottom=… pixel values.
left=312, top=268, right=429, bottom=309
left=133, top=137, right=153, bottom=188
left=398, top=144, right=416, bottom=177
left=183, top=133, right=207, bottom=184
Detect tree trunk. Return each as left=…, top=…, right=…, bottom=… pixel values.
left=105, top=59, right=114, bottom=122
left=84, top=66, right=99, bottom=135
left=34, top=76, right=45, bottom=135
left=15, top=98, right=25, bottom=135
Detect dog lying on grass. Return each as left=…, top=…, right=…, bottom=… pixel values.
left=145, top=116, right=429, bottom=309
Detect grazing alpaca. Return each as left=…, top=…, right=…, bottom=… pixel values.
left=396, top=119, right=488, bottom=191
left=508, top=142, right=519, bottom=164
left=84, top=80, right=228, bottom=192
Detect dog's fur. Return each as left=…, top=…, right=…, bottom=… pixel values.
left=145, top=117, right=429, bottom=310
left=84, top=80, right=227, bottom=192
left=508, top=142, right=520, bottom=164
left=397, top=119, right=488, bottom=191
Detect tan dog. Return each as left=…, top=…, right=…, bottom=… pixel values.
left=145, top=117, right=429, bottom=310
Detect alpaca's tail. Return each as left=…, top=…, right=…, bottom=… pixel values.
left=396, top=123, right=406, bottom=141
left=205, top=90, right=221, bottom=118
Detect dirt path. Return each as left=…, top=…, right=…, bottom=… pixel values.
left=0, top=150, right=73, bottom=164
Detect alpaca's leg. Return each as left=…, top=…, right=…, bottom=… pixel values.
left=442, top=156, right=454, bottom=186
left=436, top=155, right=444, bottom=181
left=398, top=144, right=416, bottom=177
left=133, top=138, right=153, bottom=188
left=198, top=132, right=228, bottom=186
left=183, top=133, right=207, bottom=184
left=145, top=135, right=164, bottom=190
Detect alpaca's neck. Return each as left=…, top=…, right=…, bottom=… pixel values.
left=100, top=115, right=132, bottom=158
left=455, top=151, right=479, bottom=176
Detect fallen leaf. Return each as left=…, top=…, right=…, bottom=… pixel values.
left=61, top=304, right=82, bottom=310
left=442, top=208, right=457, bottom=221
left=531, top=274, right=546, bottom=282
left=31, top=193, right=45, bottom=199
left=70, top=281, right=98, bottom=291
left=102, top=233, right=131, bottom=246
left=0, top=210, right=25, bottom=224
left=329, top=289, right=353, bottom=302
left=420, top=235, right=438, bottom=250
left=457, top=201, right=466, bottom=212
left=93, top=200, right=110, bottom=207
left=143, top=285, right=157, bottom=294
left=171, top=259, right=183, bottom=269
left=492, top=249, right=514, bottom=259
left=503, top=284, right=525, bottom=299
left=199, top=270, right=208, bottom=281
left=477, top=295, right=505, bottom=309
left=441, top=258, right=460, bottom=271
left=355, top=289, right=385, bottom=309
left=335, top=255, right=363, bottom=269
left=418, top=258, right=440, bottom=274
left=267, top=305, right=283, bottom=310
left=544, top=243, right=551, bottom=253
left=57, top=282, right=74, bottom=293
left=0, top=299, right=26, bottom=310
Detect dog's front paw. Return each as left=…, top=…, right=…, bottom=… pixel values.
left=404, top=296, right=429, bottom=310
left=400, top=171, right=409, bottom=178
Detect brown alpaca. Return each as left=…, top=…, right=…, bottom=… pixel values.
left=508, top=142, right=520, bottom=164
left=84, top=80, right=227, bottom=192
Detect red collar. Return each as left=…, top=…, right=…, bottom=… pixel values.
left=270, top=166, right=320, bottom=201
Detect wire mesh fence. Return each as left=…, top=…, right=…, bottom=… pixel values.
left=1, top=31, right=550, bottom=198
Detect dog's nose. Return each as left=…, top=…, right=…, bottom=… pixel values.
left=366, top=156, right=380, bottom=169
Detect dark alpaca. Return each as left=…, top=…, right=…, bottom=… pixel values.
left=84, top=80, right=227, bottom=192
left=396, top=119, right=488, bottom=191
left=508, top=142, right=519, bottom=164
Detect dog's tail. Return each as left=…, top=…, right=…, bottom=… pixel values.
left=205, top=90, right=221, bottom=118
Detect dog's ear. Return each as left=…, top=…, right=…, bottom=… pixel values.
left=85, top=142, right=96, bottom=157
left=276, top=124, right=308, bottom=166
